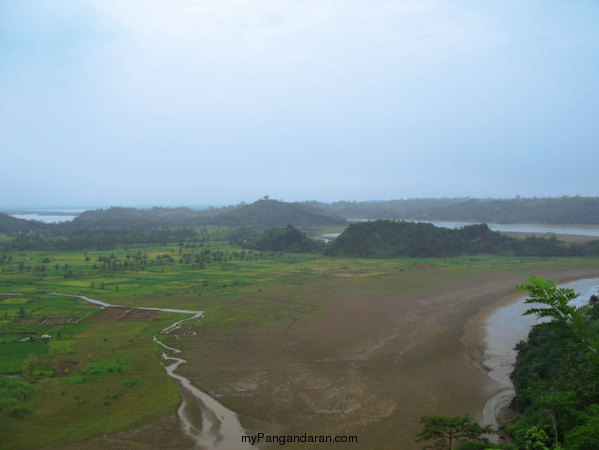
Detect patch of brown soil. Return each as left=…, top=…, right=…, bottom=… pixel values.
left=53, top=359, right=79, bottom=377
left=40, top=315, right=80, bottom=325
left=87, top=307, right=157, bottom=322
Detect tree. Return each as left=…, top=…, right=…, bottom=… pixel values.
left=517, top=277, right=599, bottom=354
left=416, top=414, right=496, bottom=449
left=523, top=426, right=550, bottom=450
left=564, top=405, right=599, bottom=449
left=518, top=277, right=577, bottom=320
left=510, top=278, right=599, bottom=447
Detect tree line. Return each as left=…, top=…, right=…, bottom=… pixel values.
left=325, top=220, right=599, bottom=258
left=310, top=196, right=599, bottom=225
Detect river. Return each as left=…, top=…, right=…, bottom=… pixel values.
left=50, top=293, right=252, bottom=449
left=481, top=278, right=599, bottom=436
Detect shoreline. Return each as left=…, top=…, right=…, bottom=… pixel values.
left=465, top=273, right=599, bottom=442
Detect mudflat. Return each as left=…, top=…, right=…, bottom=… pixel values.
left=174, top=262, right=599, bottom=449
left=66, top=260, right=599, bottom=449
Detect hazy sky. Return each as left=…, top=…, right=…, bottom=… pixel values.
left=2, top=0, right=598, bottom=208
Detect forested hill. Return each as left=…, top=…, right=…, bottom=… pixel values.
left=1, top=200, right=346, bottom=233
left=325, top=220, right=598, bottom=258
left=212, top=200, right=347, bottom=226
left=312, top=196, right=599, bottom=224
left=306, top=198, right=467, bottom=220
left=68, top=206, right=219, bottom=229
left=0, top=212, right=49, bottom=233
left=69, top=201, right=347, bottom=228
left=244, top=225, right=324, bottom=253
left=410, top=197, right=599, bottom=224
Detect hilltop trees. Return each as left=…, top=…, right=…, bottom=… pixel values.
left=244, top=225, right=324, bottom=253
left=324, top=220, right=583, bottom=258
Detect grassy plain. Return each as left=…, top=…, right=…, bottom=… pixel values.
left=2, top=239, right=599, bottom=448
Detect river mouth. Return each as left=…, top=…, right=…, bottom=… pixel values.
left=481, top=277, right=599, bottom=438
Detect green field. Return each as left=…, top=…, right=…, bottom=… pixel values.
left=2, top=239, right=599, bottom=448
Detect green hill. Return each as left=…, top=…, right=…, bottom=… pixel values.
left=411, top=197, right=599, bottom=224
left=69, top=207, right=204, bottom=228
left=212, top=199, right=348, bottom=227
left=244, top=225, right=324, bottom=252
left=325, top=220, right=581, bottom=258
left=0, top=213, right=48, bottom=233
left=307, top=198, right=466, bottom=220
left=312, top=197, right=599, bottom=224
left=66, top=201, right=347, bottom=229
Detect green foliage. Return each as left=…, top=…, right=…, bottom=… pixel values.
left=1, top=201, right=346, bottom=251
left=510, top=278, right=599, bottom=448
left=0, top=342, right=47, bottom=374
left=564, top=405, right=599, bottom=450
left=213, top=199, right=347, bottom=227
left=0, top=213, right=47, bottom=233
left=120, top=377, right=140, bottom=388
left=80, top=358, right=131, bottom=376
left=326, top=220, right=580, bottom=258
left=306, top=198, right=468, bottom=221
left=523, top=426, right=550, bottom=449
left=245, top=225, right=324, bottom=253
left=518, top=277, right=599, bottom=354
left=311, top=196, right=599, bottom=225
left=0, top=375, right=37, bottom=419
left=518, top=277, right=578, bottom=322
left=419, top=197, right=599, bottom=225
left=416, top=414, right=496, bottom=449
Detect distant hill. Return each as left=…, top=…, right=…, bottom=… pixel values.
left=212, top=200, right=348, bottom=227
left=313, top=197, right=599, bottom=225
left=308, top=198, right=467, bottom=220
left=0, top=212, right=49, bottom=232
left=244, top=225, right=324, bottom=252
left=409, top=197, right=599, bottom=225
left=325, top=220, right=584, bottom=258
left=68, top=207, right=207, bottom=228
left=59, top=200, right=346, bottom=229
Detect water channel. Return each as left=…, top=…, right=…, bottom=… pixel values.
left=51, top=293, right=252, bottom=449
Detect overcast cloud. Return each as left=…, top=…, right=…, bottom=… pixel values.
left=1, top=0, right=598, bottom=207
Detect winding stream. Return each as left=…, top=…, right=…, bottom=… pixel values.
left=481, top=278, right=599, bottom=436
left=50, top=293, right=252, bottom=449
